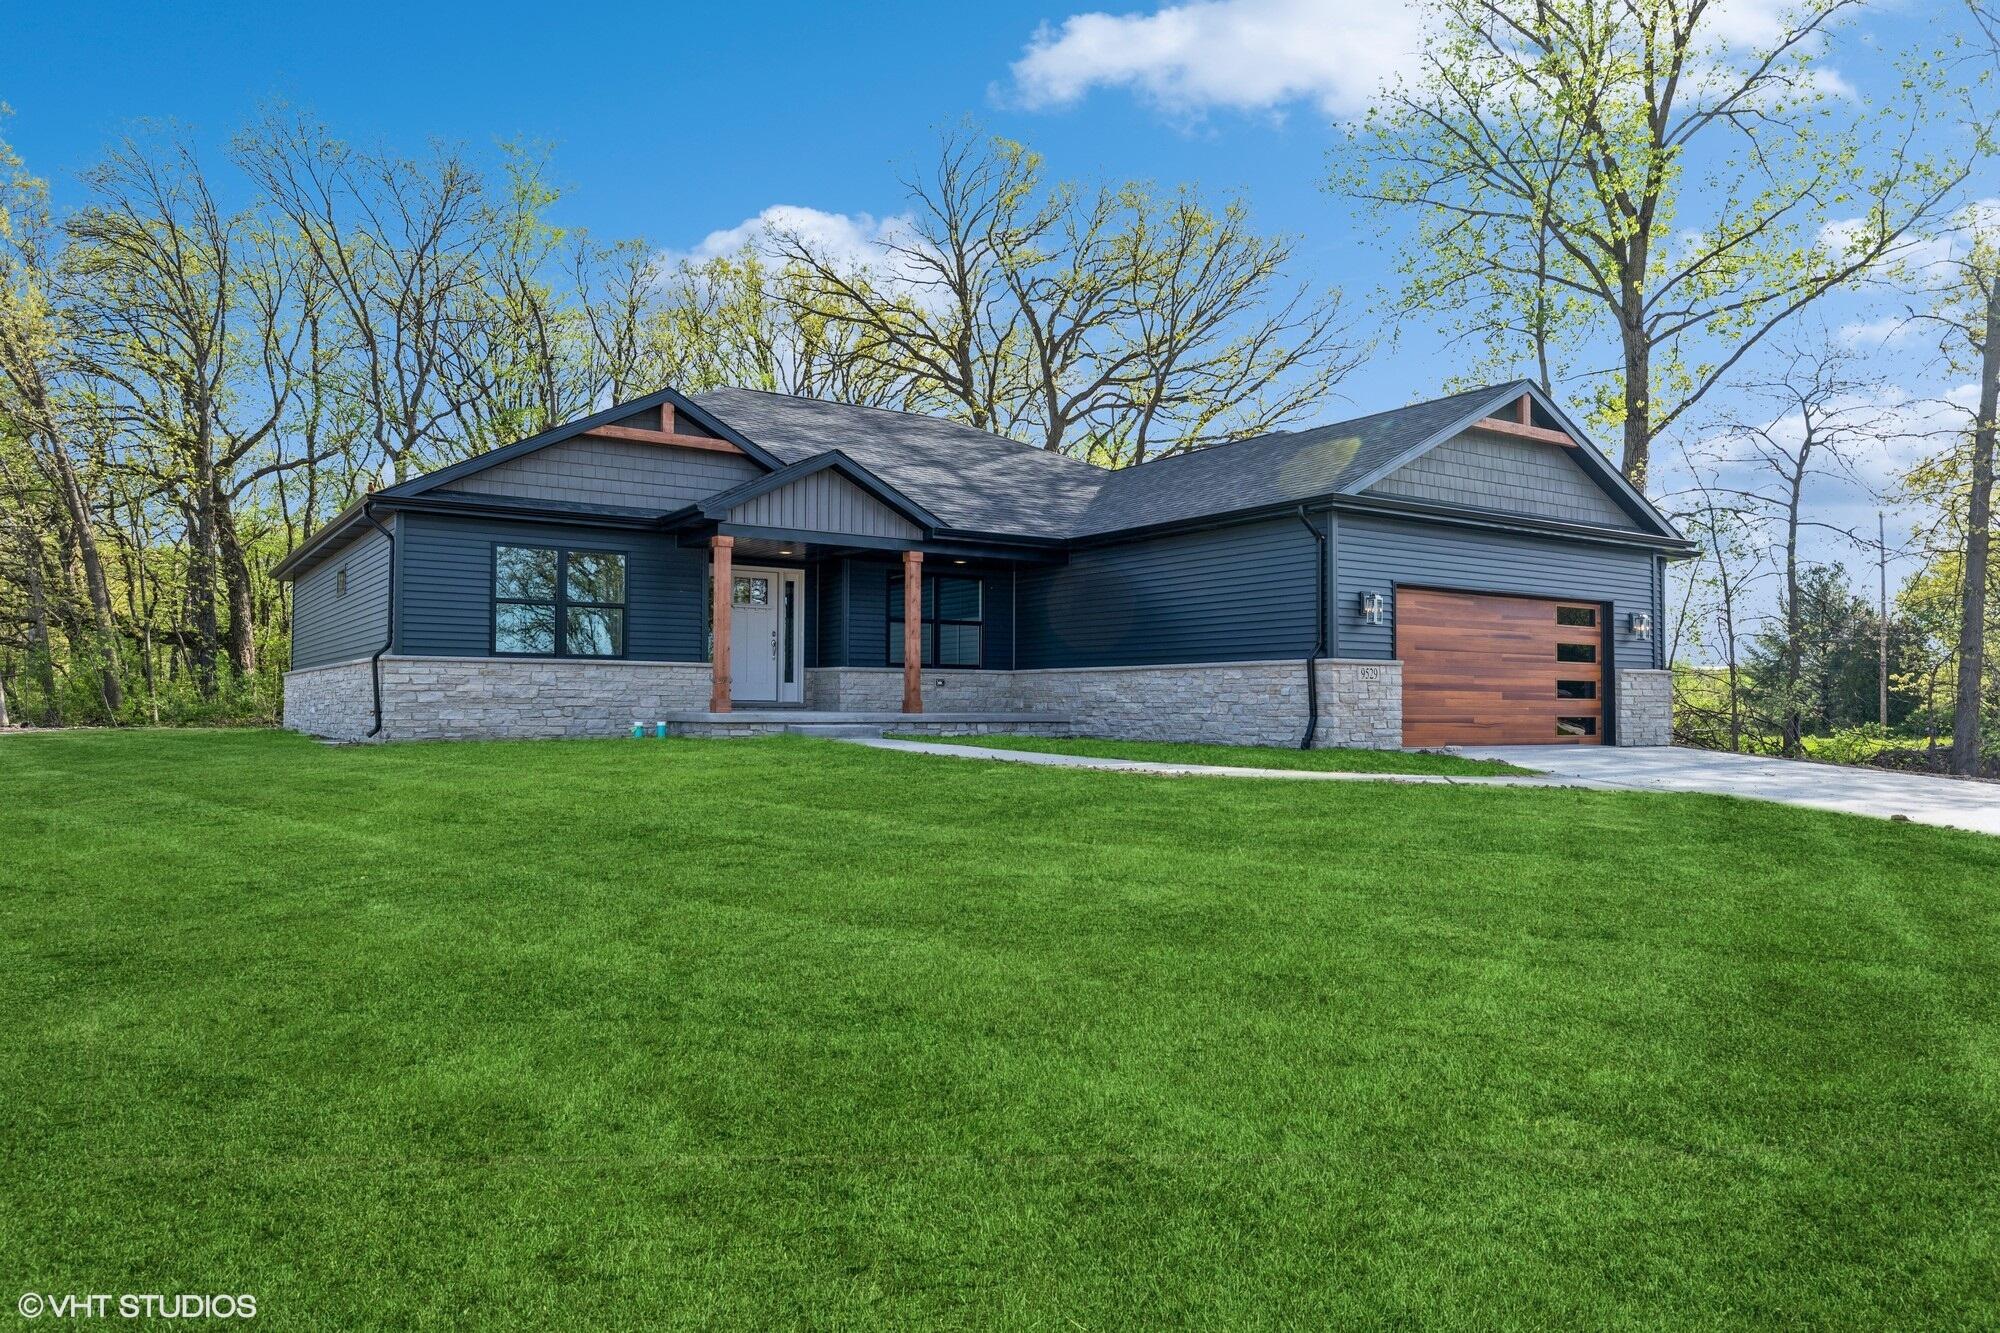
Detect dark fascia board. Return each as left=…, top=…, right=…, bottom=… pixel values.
left=1332, top=492, right=1698, bottom=555
left=384, top=492, right=664, bottom=529
left=377, top=385, right=786, bottom=502
left=682, top=519, right=1068, bottom=565
left=1065, top=490, right=1695, bottom=554
left=1334, top=379, right=1686, bottom=543
left=272, top=492, right=668, bottom=581
left=270, top=495, right=373, bottom=581
left=691, top=449, right=943, bottom=530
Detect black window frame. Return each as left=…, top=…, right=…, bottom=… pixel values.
left=887, top=571, right=984, bottom=669
left=490, top=542, right=629, bottom=659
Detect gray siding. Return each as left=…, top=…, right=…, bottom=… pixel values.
left=1366, top=430, right=1636, bottom=529
left=1017, top=518, right=1318, bottom=668
left=442, top=437, right=762, bottom=509
left=395, top=513, right=708, bottom=662
left=729, top=469, right=920, bottom=539
left=1337, top=513, right=1659, bottom=670
left=291, top=523, right=392, bottom=669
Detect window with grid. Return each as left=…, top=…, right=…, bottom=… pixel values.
left=887, top=573, right=982, bottom=668
left=493, top=545, right=626, bottom=657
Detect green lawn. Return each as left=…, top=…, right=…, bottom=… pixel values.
left=890, top=732, right=1532, bottom=775
left=5, top=729, right=1999, bottom=1328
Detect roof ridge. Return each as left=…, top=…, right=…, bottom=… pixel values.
left=698, top=385, right=1113, bottom=474
left=1105, top=381, right=1525, bottom=476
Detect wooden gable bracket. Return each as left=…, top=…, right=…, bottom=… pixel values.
left=1471, top=393, right=1577, bottom=448
left=581, top=403, right=747, bottom=457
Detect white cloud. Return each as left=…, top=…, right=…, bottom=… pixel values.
left=1820, top=198, right=2000, bottom=279
left=1004, top=0, right=1848, bottom=120
left=1005, top=0, right=1424, bottom=118
left=667, top=204, right=916, bottom=272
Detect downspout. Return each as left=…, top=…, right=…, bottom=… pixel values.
left=358, top=503, right=397, bottom=739
left=1297, top=507, right=1328, bottom=749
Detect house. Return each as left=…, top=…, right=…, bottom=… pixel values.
left=274, top=380, right=1691, bottom=748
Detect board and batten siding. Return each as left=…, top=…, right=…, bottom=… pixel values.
left=728, top=470, right=920, bottom=540
left=817, top=557, right=1017, bottom=670
left=440, top=437, right=763, bottom=510
left=1365, top=430, right=1638, bottom=530
left=1337, top=513, right=1662, bottom=671
left=394, top=513, right=709, bottom=662
left=290, top=522, right=393, bottom=669
left=1016, top=517, right=1318, bottom=668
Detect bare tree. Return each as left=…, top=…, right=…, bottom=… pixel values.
left=774, top=129, right=1357, bottom=460
left=62, top=132, right=320, bottom=686
left=237, top=110, right=491, bottom=481
left=1704, top=343, right=1892, bottom=754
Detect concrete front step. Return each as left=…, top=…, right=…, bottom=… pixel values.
left=657, top=709, right=1073, bottom=740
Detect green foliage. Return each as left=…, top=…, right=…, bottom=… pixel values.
left=1804, top=723, right=1896, bottom=767
left=1334, top=0, right=1971, bottom=485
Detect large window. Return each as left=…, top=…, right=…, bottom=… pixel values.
left=888, top=573, right=982, bottom=668
left=493, top=545, right=626, bottom=657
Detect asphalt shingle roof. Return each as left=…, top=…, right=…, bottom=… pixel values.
left=694, top=382, right=1522, bottom=540
left=691, top=388, right=1110, bottom=539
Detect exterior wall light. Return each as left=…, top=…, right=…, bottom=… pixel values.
left=1629, top=611, right=1653, bottom=640
left=1360, top=591, right=1387, bottom=626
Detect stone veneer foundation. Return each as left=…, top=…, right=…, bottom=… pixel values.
left=286, top=655, right=1669, bottom=750
left=284, top=655, right=711, bottom=742
left=806, top=660, right=1403, bottom=749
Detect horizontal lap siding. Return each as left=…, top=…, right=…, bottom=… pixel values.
left=396, top=513, right=707, bottom=661
left=1337, top=514, right=1659, bottom=671
left=1017, top=518, right=1317, bottom=668
left=291, top=524, right=391, bottom=668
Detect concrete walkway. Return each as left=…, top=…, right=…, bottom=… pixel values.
left=1458, top=744, right=2000, bottom=838
left=851, top=737, right=1584, bottom=788
left=855, top=737, right=2000, bottom=837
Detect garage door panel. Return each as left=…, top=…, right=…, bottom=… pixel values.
left=1400, top=588, right=1607, bottom=746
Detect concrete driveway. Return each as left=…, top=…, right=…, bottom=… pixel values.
left=1458, top=745, right=2000, bottom=838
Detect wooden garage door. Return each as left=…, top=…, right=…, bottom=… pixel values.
left=1399, top=588, right=1606, bottom=746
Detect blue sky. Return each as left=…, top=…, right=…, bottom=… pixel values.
left=1, top=0, right=1983, bottom=636
left=0, top=0, right=1953, bottom=408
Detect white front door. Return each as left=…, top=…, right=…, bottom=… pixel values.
left=729, top=566, right=803, bottom=703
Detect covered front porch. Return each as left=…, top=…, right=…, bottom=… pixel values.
left=662, top=448, right=1065, bottom=722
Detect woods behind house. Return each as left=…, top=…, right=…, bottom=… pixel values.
left=1, top=0, right=1996, bottom=769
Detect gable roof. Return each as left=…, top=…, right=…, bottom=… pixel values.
left=691, top=388, right=1110, bottom=539
left=277, top=377, right=1688, bottom=581
left=1069, top=383, right=1506, bottom=536
left=689, top=449, right=943, bottom=529
left=378, top=384, right=786, bottom=501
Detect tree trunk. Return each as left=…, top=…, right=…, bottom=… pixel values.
left=214, top=490, right=257, bottom=680
left=1951, top=276, right=1999, bottom=775
left=22, top=541, right=58, bottom=725
left=1619, top=317, right=1651, bottom=488
left=182, top=491, right=222, bottom=699
left=41, top=439, right=123, bottom=714
left=1781, top=464, right=1808, bottom=759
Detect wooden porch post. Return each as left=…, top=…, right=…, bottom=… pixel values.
left=902, top=549, right=923, bottom=714
left=709, top=535, right=734, bottom=713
